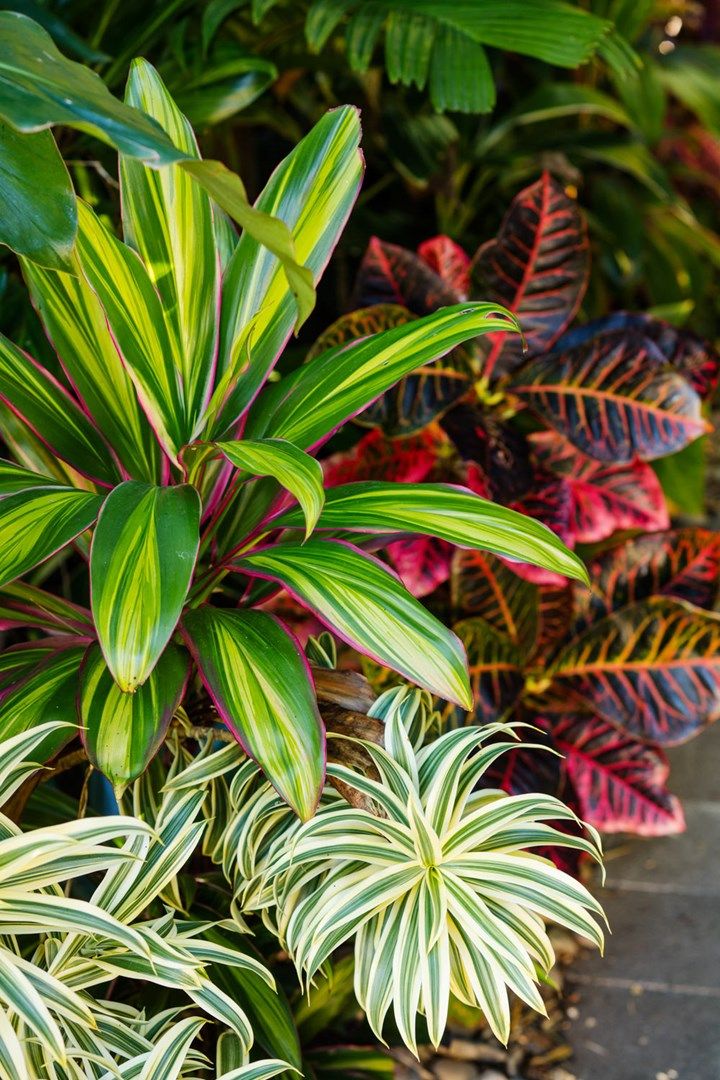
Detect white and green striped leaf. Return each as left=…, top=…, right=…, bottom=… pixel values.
left=0, top=330, right=118, bottom=485
left=182, top=607, right=324, bottom=820
left=23, top=259, right=162, bottom=482
left=210, top=105, right=363, bottom=434
left=121, top=62, right=219, bottom=435
left=0, top=486, right=102, bottom=588
left=81, top=643, right=189, bottom=790
left=244, top=303, right=519, bottom=449
left=238, top=539, right=472, bottom=707
left=216, top=438, right=324, bottom=537
left=276, top=481, right=589, bottom=584
left=75, top=201, right=187, bottom=463
left=90, top=481, right=200, bottom=691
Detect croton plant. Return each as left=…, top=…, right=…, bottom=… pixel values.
left=315, top=173, right=720, bottom=841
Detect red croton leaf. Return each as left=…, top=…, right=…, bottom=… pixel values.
left=510, top=329, right=709, bottom=464
left=473, top=171, right=589, bottom=378
left=547, top=713, right=685, bottom=836
left=533, top=583, right=574, bottom=664
left=441, top=405, right=534, bottom=503
left=550, top=598, right=720, bottom=746
left=322, top=426, right=445, bottom=487
left=387, top=535, right=454, bottom=598
left=417, top=235, right=471, bottom=298
left=575, top=528, right=720, bottom=629
left=530, top=430, right=669, bottom=543
left=353, top=236, right=461, bottom=312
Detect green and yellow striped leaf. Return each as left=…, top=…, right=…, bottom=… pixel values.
left=0, top=458, right=61, bottom=495
left=23, top=259, right=162, bottom=482
left=245, top=303, right=520, bottom=450
left=276, top=482, right=588, bottom=584
left=216, top=438, right=324, bottom=537
left=81, top=643, right=190, bottom=790
left=182, top=607, right=324, bottom=820
left=90, top=481, right=200, bottom=691
left=0, top=486, right=102, bottom=588
left=121, top=61, right=219, bottom=435
left=210, top=106, right=363, bottom=434
left=0, top=331, right=118, bottom=485
left=0, top=642, right=84, bottom=756
left=238, top=540, right=472, bottom=708
left=0, top=581, right=92, bottom=634
left=75, top=201, right=187, bottom=462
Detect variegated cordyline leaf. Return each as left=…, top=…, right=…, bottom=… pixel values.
left=182, top=607, right=324, bottom=820
left=210, top=106, right=363, bottom=435
left=0, top=641, right=86, bottom=758
left=121, top=61, right=219, bottom=437
left=274, top=481, right=589, bottom=584
left=90, top=481, right=200, bottom=691
left=238, top=539, right=472, bottom=708
left=215, top=438, right=324, bottom=538
left=245, top=303, right=520, bottom=450
left=220, top=714, right=604, bottom=1054
left=22, top=258, right=163, bottom=483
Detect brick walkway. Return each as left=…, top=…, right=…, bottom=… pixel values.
left=565, top=724, right=720, bottom=1080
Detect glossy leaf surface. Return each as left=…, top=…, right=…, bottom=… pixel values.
left=276, top=482, right=589, bottom=584
left=475, top=172, right=589, bottom=376
left=81, top=642, right=189, bottom=789
left=550, top=598, right=720, bottom=745
left=182, top=607, right=323, bottom=819
left=216, top=439, right=324, bottom=538
left=90, top=481, right=200, bottom=691
left=239, top=539, right=472, bottom=708
left=0, top=487, right=102, bottom=588
left=353, top=237, right=461, bottom=311
left=511, top=330, right=708, bottom=463
left=549, top=713, right=685, bottom=836
left=417, top=235, right=471, bottom=297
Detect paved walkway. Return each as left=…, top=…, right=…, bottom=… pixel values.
left=565, top=724, right=720, bottom=1080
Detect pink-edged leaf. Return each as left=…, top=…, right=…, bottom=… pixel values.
left=550, top=597, right=720, bottom=746
left=530, top=430, right=669, bottom=543
left=474, top=172, right=589, bottom=377
left=80, top=642, right=189, bottom=790
left=0, top=581, right=92, bottom=634
left=417, top=235, right=471, bottom=298
left=352, top=236, right=461, bottom=312
left=0, top=639, right=86, bottom=759
left=548, top=713, right=685, bottom=836
left=575, top=528, right=720, bottom=629
left=0, top=486, right=103, bottom=589
left=511, top=329, right=709, bottom=463
left=182, top=606, right=324, bottom=820
left=237, top=538, right=472, bottom=708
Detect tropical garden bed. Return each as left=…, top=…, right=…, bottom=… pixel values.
left=0, top=2, right=718, bottom=1077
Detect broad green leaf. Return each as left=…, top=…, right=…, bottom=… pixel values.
left=0, top=16, right=314, bottom=315
left=210, top=106, right=363, bottom=434
left=90, top=482, right=200, bottom=691
left=182, top=607, right=324, bottom=819
left=121, top=61, right=219, bottom=434
left=245, top=303, right=519, bottom=450
left=81, top=643, right=190, bottom=790
left=0, top=120, right=75, bottom=269
left=0, top=331, right=118, bottom=485
left=23, top=259, right=162, bottom=483
left=0, top=644, right=84, bottom=756
left=238, top=540, right=472, bottom=708
left=216, top=438, right=324, bottom=537
left=276, top=482, right=589, bottom=584
left=0, top=486, right=102, bottom=588
left=74, top=201, right=186, bottom=463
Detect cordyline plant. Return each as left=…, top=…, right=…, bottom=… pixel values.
left=314, top=173, right=720, bottom=842
left=0, top=24, right=589, bottom=825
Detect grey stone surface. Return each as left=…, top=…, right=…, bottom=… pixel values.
left=565, top=725, right=720, bottom=1080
